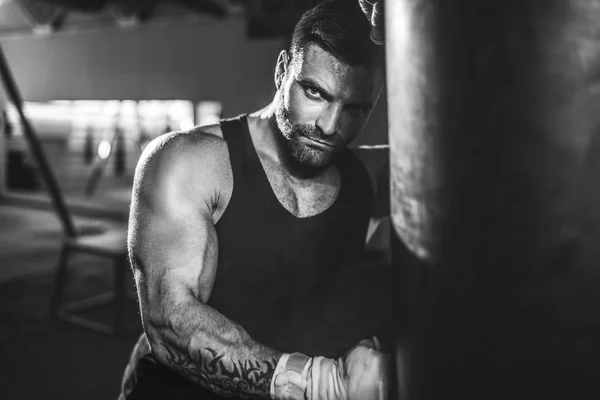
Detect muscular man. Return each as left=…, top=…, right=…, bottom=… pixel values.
left=119, top=2, right=391, bottom=399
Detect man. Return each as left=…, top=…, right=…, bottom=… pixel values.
left=119, top=2, right=391, bottom=399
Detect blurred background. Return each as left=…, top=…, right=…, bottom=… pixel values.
left=0, top=0, right=388, bottom=218
left=0, top=1, right=388, bottom=399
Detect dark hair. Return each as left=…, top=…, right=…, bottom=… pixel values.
left=290, top=0, right=384, bottom=71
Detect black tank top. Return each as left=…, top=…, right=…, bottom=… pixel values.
left=208, top=115, right=374, bottom=356
left=121, top=115, right=375, bottom=400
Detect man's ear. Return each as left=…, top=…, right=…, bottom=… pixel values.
left=274, top=50, right=290, bottom=90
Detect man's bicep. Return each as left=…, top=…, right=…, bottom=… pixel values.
left=128, top=137, right=223, bottom=318
left=130, top=185, right=219, bottom=310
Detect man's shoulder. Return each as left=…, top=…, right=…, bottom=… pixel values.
left=141, top=124, right=227, bottom=171
left=351, top=145, right=389, bottom=189
left=352, top=145, right=389, bottom=171
left=135, top=124, right=232, bottom=199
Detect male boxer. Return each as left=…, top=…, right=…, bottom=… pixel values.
left=119, top=2, right=390, bottom=399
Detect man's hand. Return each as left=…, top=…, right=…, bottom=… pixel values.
left=359, top=0, right=384, bottom=45
left=271, top=338, right=389, bottom=400
left=341, top=338, right=389, bottom=400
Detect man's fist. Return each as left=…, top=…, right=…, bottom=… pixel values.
left=306, top=338, right=389, bottom=400
left=271, top=339, right=389, bottom=400
left=341, top=338, right=389, bottom=400
left=359, top=0, right=385, bottom=45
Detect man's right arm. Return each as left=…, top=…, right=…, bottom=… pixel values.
left=129, top=131, right=281, bottom=399
left=129, top=130, right=389, bottom=400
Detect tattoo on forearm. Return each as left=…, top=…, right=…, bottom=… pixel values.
left=161, top=343, right=277, bottom=399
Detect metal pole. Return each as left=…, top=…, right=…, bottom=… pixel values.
left=0, top=44, right=76, bottom=237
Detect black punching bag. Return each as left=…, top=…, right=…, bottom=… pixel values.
left=386, top=1, right=600, bottom=399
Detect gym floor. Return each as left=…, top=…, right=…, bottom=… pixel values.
left=0, top=136, right=141, bottom=399
left=0, top=204, right=140, bottom=400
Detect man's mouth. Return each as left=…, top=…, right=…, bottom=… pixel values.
left=301, top=135, right=335, bottom=148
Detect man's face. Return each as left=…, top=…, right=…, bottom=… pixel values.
left=275, top=44, right=383, bottom=169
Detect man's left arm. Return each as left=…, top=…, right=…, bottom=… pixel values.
left=354, top=145, right=391, bottom=251
left=359, top=0, right=385, bottom=45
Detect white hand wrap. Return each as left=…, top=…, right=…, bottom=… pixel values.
left=306, top=356, right=347, bottom=400
left=271, top=353, right=312, bottom=400
left=270, top=346, right=386, bottom=400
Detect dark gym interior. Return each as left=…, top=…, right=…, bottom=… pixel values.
left=1, top=1, right=599, bottom=399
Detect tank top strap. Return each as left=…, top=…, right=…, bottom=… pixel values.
left=219, top=114, right=251, bottom=184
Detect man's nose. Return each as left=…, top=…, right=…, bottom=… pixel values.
left=316, top=104, right=343, bottom=136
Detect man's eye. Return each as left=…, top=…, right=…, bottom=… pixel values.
left=305, top=86, right=321, bottom=98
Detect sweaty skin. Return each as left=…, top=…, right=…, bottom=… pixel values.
left=128, top=42, right=383, bottom=399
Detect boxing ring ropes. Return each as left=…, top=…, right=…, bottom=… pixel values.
left=0, top=45, right=130, bottom=336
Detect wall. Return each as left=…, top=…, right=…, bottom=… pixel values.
left=0, top=17, right=388, bottom=146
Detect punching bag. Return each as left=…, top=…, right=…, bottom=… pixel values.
left=386, top=1, right=600, bottom=399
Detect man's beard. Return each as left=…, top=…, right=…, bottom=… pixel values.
left=275, top=105, right=342, bottom=169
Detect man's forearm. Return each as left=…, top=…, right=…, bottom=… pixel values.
left=147, top=294, right=282, bottom=399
